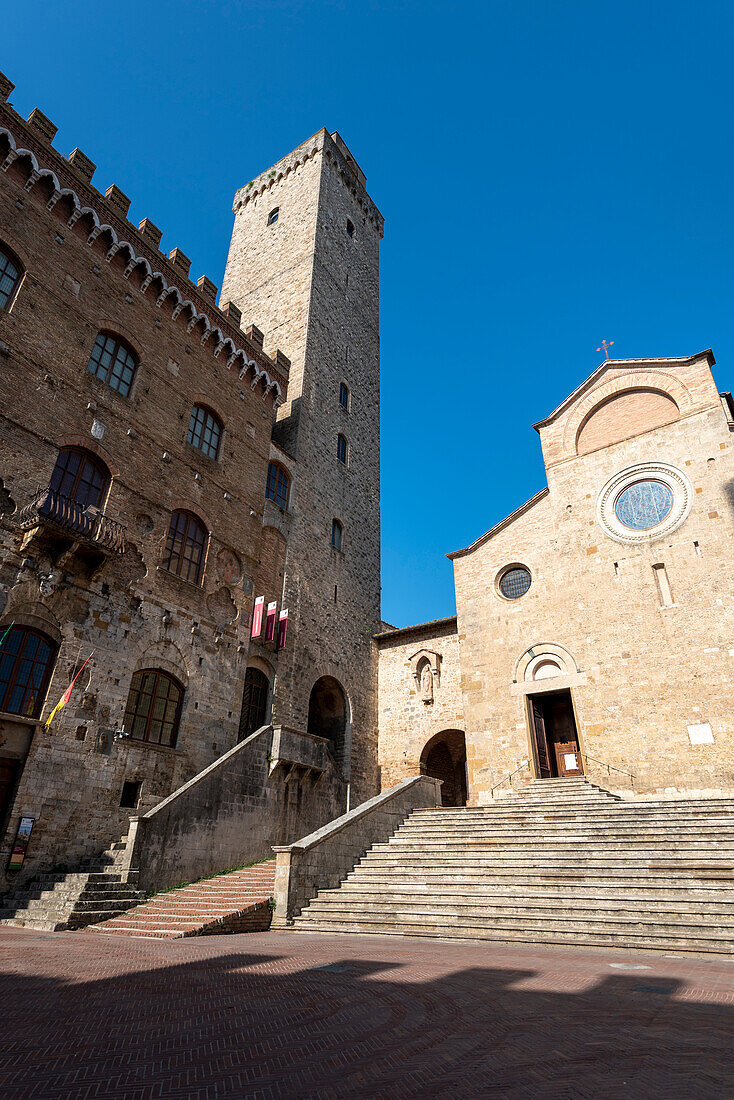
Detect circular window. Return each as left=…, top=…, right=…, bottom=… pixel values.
left=614, top=480, right=674, bottom=530
left=498, top=566, right=532, bottom=600
left=597, top=462, right=692, bottom=545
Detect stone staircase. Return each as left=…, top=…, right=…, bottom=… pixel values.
left=293, top=778, right=734, bottom=954
left=0, top=834, right=144, bottom=931
left=86, top=860, right=277, bottom=938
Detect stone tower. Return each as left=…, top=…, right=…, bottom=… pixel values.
left=220, top=129, right=384, bottom=803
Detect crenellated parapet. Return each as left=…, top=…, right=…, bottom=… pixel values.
left=0, top=72, right=290, bottom=405
left=233, top=128, right=384, bottom=237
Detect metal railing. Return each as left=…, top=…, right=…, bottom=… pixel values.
left=580, top=752, right=636, bottom=789
left=490, top=759, right=531, bottom=798
left=16, top=488, right=126, bottom=554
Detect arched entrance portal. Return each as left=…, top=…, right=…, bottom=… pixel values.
left=420, top=730, right=468, bottom=806
left=307, top=676, right=348, bottom=773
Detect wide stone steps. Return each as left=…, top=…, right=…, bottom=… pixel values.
left=292, top=778, right=734, bottom=953
left=87, top=860, right=276, bottom=938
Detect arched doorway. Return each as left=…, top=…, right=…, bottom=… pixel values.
left=307, top=676, right=348, bottom=772
left=238, top=667, right=270, bottom=740
left=420, top=729, right=468, bottom=806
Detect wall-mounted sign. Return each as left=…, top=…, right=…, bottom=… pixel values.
left=8, top=816, right=34, bottom=873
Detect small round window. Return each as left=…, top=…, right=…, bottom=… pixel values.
left=498, top=566, right=532, bottom=600
left=614, top=480, right=673, bottom=531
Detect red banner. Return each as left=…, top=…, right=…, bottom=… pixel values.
left=251, top=596, right=264, bottom=638
left=278, top=608, right=288, bottom=649
left=265, top=601, right=277, bottom=643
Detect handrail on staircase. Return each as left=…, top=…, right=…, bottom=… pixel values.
left=580, top=753, right=636, bottom=789
left=490, top=760, right=531, bottom=797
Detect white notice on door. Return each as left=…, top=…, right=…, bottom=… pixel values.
left=564, top=753, right=577, bottom=769
left=688, top=723, right=714, bottom=745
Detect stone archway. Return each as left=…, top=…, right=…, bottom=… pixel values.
left=307, top=676, right=348, bottom=773
left=420, top=729, right=467, bottom=807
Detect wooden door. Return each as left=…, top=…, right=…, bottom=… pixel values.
left=530, top=698, right=552, bottom=778
left=555, top=741, right=583, bottom=777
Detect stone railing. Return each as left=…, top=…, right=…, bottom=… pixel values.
left=271, top=775, right=442, bottom=924
left=120, top=724, right=346, bottom=894
left=17, top=488, right=126, bottom=554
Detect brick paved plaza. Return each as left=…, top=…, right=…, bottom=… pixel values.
left=0, top=928, right=733, bottom=1098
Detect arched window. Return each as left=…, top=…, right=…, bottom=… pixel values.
left=123, top=669, right=184, bottom=747
left=162, top=511, right=208, bottom=585
left=49, top=447, right=110, bottom=509
left=0, top=626, right=57, bottom=719
left=267, top=207, right=279, bottom=225
left=87, top=331, right=138, bottom=397
left=0, top=242, right=22, bottom=310
left=238, top=667, right=270, bottom=740
left=187, top=405, right=222, bottom=460
left=331, top=518, right=343, bottom=551
left=339, top=382, right=350, bottom=410
left=266, top=462, right=290, bottom=510
left=337, top=434, right=348, bottom=464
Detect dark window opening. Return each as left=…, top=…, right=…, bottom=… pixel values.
left=331, top=518, right=343, bottom=551
left=0, top=626, right=57, bottom=719
left=337, top=434, right=348, bottom=464
left=187, top=405, right=222, bottom=460
left=49, top=447, right=110, bottom=509
left=308, top=675, right=347, bottom=773
left=87, top=331, right=138, bottom=397
left=123, top=669, right=184, bottom=747
left=162, top=510, right=208, bottom=585
left=120, top=780, right=142, bottom=808
left=0, top=242, right=22, bottom=310
left=339, top=382, right=350, bottom=410
left=346, top=219, right=355, bottom=238
left=267, top=207, right=279, bottom=225
left=238, top=667, right=269, bottom=740
left=266, top=462, right=290, bottom=510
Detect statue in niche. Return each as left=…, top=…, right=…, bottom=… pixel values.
left=419, top=662, right=434, bottom=704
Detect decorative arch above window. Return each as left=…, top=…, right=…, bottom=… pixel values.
left=87, top=331, right=138, bottom=397
left=0, top=625, right=58, bottom=719
left=266, top=462, right=290, bottom=510
left=0, top=241, right=22, bottom=310
left=49, top=447, right=110, bottom=509
left=187, top=405, right=222, bottom=460
left=123, top=668, right=184, bottom=747
left=162, top=510, right=208, bottom=585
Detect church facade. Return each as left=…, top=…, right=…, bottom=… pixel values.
left=377, top=350, right=734, bottom=803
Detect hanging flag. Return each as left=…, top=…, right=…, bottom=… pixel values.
left=251, top=596, right=265, bottom=638
left=44, top=652, right=93, bottom=731
left=277, top=609, right=289, bottom=650
left=265, top=601, right=277, bottom=643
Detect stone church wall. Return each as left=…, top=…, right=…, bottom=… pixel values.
left=376, top=620, right=464, bottom=790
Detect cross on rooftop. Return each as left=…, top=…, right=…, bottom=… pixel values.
left=597, top=339, right=614, bottom=359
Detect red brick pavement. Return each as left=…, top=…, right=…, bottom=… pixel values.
left=0, top=926, right=733, bottom=1099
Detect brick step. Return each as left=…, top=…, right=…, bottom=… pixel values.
left=87, top=861, right=276, bottom=939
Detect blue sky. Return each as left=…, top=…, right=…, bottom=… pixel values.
left=5, top=1, right=733, bottom=625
